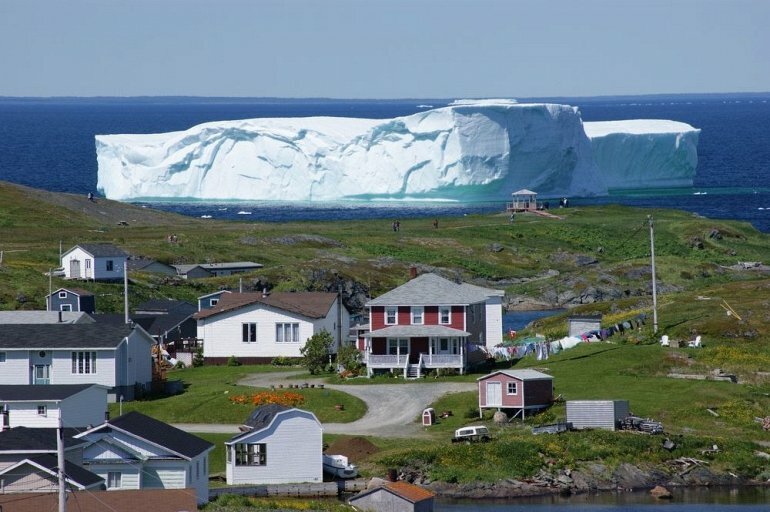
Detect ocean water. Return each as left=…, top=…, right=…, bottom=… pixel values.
left=0, top=95, right=768, bottom=232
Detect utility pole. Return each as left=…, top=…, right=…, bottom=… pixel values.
left=57, top=416, right=66, bottom=512
left=124, top=261, right=130, bottom=324
left=648, top=215, right=659, bottom=334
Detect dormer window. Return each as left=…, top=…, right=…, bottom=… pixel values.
left=385, top=307, right=397, bottom=325
left=411, top=306, right=424, bottom=325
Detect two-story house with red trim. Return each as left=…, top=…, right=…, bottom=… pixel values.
left=362, top=272, right=504, bottom=378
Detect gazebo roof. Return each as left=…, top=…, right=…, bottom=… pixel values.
left=512, top=189, right=537, bottom=195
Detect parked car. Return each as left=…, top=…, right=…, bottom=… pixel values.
left=620, top=415, right=664, bottom=434
left=451, top=426, right=490, bottom=443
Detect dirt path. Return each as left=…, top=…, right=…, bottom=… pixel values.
left=175, top=371, right=475, bottom=438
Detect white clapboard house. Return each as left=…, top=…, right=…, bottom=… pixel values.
left=225, top=404, right=323, bottom=485
left=194, top=291, right=349, bottom=364
left=75, top=411, right=214, bottom=505
left=0, top=384, right=108, bottom=430
left=0, top=323, right=154, bottom=401
left=60, top=243, right=128, bottom=281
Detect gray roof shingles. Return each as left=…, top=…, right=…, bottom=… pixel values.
left=0, top=323, right=134, bottom=349
left=98, top=411, right=214, bottom=459
left=0, top=427, right=86, bottom=452
left=0, top=384, right=97, bottom=401
left=24, top=453, right=105, bottom=488
left=73, top=243, right=128, bottom=258
left=366, top=273, right=503, bottom=307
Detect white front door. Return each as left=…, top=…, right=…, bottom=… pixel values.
left=70, top=259, right=81, bottom=278
left=486, top=381, right=502, bottom=407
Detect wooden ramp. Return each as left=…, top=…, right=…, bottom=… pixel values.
left=529, top=209, right=563, bottom=220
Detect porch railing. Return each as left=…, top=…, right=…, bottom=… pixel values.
left=366, top=354, right=409, bottom=367
left=420, top=354, right=463, bottom=367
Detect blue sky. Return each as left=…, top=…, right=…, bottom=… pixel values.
left=1, top=0, right=768, bottom=98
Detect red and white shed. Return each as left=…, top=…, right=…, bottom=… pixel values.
left=477, top=369, right=554, bottom=419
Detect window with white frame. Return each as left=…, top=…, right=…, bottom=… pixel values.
left=58, top=291, right=67, bottom=299
left=387, top=338, right=409, bottom=355
left=60, top=304, right=72, bottom=312
left=411, top=306, right=424, bottom=325
left=107, top=471, right=121, bottom=489
left=507, top=381, right=518, bottom=395
left=210, top=298, right=219, bottom=306
left=37, top=405, right=47, bottom=416
left=385, top=307, right=397, bottom=325
left=234, top=443, right=266, bottom=466
left=439, top=306, right=451, bottom=325
left=71, top=351, right=96, bottom=374
left=242, top=323, right=257, bottom=342
left=275, top=323, right=300, bottom=342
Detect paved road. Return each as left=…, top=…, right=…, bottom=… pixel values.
left=174, top=371, right=475, bottom=438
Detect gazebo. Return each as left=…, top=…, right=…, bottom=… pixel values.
left=507, top=189, right=538, bottom=212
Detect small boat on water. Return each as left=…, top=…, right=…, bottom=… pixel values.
left=322, top=454, right=358, bottom=479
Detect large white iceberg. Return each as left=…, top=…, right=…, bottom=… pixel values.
left=96, top=100, right=699, bottom=202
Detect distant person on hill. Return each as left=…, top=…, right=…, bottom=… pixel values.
left=87, top=192, right=94, bottom=202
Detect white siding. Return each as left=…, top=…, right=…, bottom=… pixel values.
left=0, top=466, right=58, bottom=493
left=141, top=462, right=186, bottom=489
left=125, top=330, right=153, bottom=389
left=0, top=351, right=30, bottom=384
left=484, top=295, right=503, bottom=349
left=313, top=297, right=349, bottom=354
left=226, top=409, right=322, bottom=485
left=89, top=464, right=141, bottom=490
left=62, top=247, right=91, bottom=280
left=5, top=402, right=61, bottom=429
left=59, top=386, right=109, bottom=428
left=50, top=349, right=117, bottom=387
left=199, top=304, right=316, bottom=359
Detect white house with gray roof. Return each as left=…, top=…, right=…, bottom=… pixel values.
left=60, top=243, right=128, bottom=281
left=0, top=323, right=153, bottom=401
left=225, top=404, right=322, bottom=486
left=362, top=273, right=504, bottom=378
left=0, top=384, right=108, bottom=430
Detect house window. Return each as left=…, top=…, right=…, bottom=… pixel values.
left=210, top=298, right=219, bottom=306
left=107, top=471, right=121, bottom=489
left=106, top=260, right=114, bottom=272
left=234, top=443, right=266, bottom=466
left=242, top=323, right=257, bottom=343
left=58, top=291, right=67, bottom=299
left=385, top=307, right=397, bottom=325
left=0, top=352, right=5, bottom=363
left=387, top=338, right=409, bottom=355
left=37, top=405, right=47, bottom=416
left=275, top=323, right=299, bottom=343
left=411, top=307, right=424, bottom=325
left=85, top=259, right=91, bottom=269
left=439, top=306, right=451, bottom=325
left=71, top=351, right=97, bottom=374
left=60, top=304, right=72, bottom=312
left=507, top=382, right=518, bottom=395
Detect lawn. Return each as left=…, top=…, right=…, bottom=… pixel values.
left=109, top=365, right=367, bottom=424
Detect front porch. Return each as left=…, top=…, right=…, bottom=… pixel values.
left=363, top=325, right=471, bottom=378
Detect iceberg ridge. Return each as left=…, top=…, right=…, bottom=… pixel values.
left=96, top=101, right=699, bottom=202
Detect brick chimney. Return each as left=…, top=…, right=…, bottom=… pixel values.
left=409, top=266, right=417, bottom=280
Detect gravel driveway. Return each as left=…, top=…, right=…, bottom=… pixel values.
left=232, top=371, right=476, bottom=438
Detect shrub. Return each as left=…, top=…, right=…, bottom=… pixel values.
left=336, top=344, right=363, bottom=376
left=227, top=355, right=241, bottom=367
left=174, top=360, right=186, bottom=369
left=271, top=356, right=299, bottom=367
left=300, top=330, right=333, bottom=375
left=192, top=347, right=205, bottom=367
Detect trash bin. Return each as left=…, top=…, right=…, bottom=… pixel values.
left=422, top=408, right=436, bottom=426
